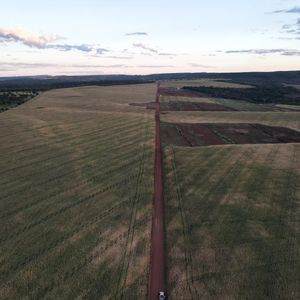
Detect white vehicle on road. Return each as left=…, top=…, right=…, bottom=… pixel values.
left=159, top=291, right=166, bottom=300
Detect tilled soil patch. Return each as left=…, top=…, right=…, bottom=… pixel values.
left=161, top=123, right=300, bottom=146
left=158, top=87, right=201, bottom=97
left=161, top=101, right=236, bottom=111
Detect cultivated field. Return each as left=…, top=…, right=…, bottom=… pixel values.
left=164, top=143, right=300, bottom=299
left=160, top=79, right=253, bottom=89
left=0, top=84, right=156, bottom=299
left=160, top=95, right=299, bottom=112
left=161, top=111, right=300, bottom=131
left=160, top=80, right=300, bottom=299
left=1, top=77, right=299, bottom=299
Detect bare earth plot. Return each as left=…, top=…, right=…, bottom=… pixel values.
left=0, top=84, right=156, bottom=299
left=160, top=94, right=297, bottom=112
left=159, top=80, right=300, bottom=299
left=161, top=123, right=300, bottom=147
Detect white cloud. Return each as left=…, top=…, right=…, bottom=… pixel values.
left=48, top=44, right=109, bottom=53
left=0, top=27, right=63, bottom=48
left=189, top=63, right=215, bottom=68
left=132, top=43, right=158, bottom=53
left=126, top=32, right=148, bottom=36
left=225, top=48, right=300, bottom=56
left=273, top=6, right=300, bottom=14
left=0, top=27, right=109, bottom=54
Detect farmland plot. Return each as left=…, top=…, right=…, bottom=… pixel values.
left=160, top=123, right=300, bottom=147
left=161, top=111, right=300, bottom=131
left=160, top=95, right=297, bottom=112
left=0, top=84, right=155, bottom=299
left=159, top=80, right=300, bottom=299
left=160, top=79, right=253, bottom=89
left=164, top=144, right=300, bottom=299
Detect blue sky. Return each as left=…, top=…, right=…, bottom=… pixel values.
left=0, top=0, right=299, bottom=76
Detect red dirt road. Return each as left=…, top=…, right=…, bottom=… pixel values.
left=149, top=83, right=166, bottom=299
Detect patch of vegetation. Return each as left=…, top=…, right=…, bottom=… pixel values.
left=0, top=77, right=153, bottom=91
left=0, top=90, right=38, bottom=112
left=182, top=85, right=300, bottom=105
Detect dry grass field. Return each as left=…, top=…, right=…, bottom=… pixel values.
left=160, top=80, right=300, bottom=299
left=0, top=84, right=156, bottom=299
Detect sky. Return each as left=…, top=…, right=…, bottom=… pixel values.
left=0, top=0, right=299, bottom=76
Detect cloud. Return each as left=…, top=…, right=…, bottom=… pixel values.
left=48, top=44, right=88, bottom=52
left=0, top=62, right=176, bottom=72
left=0, top=27, right=63, bottom=48
left=273, top=6, right=300, bottom=14
left=282, top=24, right=292, bottom=29
left=126, top=32, right=148, bottom=36
left=280, top=18, right=300, bottom=38
left=132, top=43, right=177, bottom=57
left=281, top=51, right=300, bottom=56
left=104, top=55, right=133, bottom=59
left=188, top=63, right=215, bottom=68
left=50, top=44, right=110, bottom=54
left=72, top=64, right=126, bottom=68
left=158, top=52, right=177, bottom=56
left=132, top=43, right=158, bottom=53
left=46, top=44, right=109, bottom=54
left=0, top=62, right=56, bottom=69
left=137, top=65, right=174, bottom=68
left=0, top=62, right=127, bottom=70
left=0, top=27, right=109, bottom=54
left=225, top=48, right=300, bottom=56
left=96, top=48, right=110, bottom=54
left=226, top=49, right=284, bottom=54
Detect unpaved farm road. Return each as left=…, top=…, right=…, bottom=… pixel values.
left=149, top=83, right=166, bottom=300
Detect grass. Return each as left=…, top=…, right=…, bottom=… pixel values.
left=160, top=79, right=253, bottom=89
left=161, top=111, right=300, bottom=131
left=164, top=144, right=300, bottom=299
left=0, top=84, right=156, bottom=299
left=161, top=86, right=300, bottom=298
left=1, top=80, right=299, bottom=299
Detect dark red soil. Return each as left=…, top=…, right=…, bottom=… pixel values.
left=158, top=87, right=201, bottom=97
left=149, top=83, right=165, bottom=299
left=161, top=101, right=236, bottom=111
left=161, top=123, right=300, bottom=147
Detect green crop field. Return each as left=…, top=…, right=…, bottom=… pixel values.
left=165, top=144, right=300, bottom=299
left=164, top=144, right=300, bottom=299
left=1, top=78, right=299, bottom=300
left=0, top=84, right=156, bottom=299
left=160, top=80, right=300, bottom=299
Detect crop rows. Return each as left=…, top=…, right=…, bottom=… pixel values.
left=0, top=84, right=156, bottom=299
left=164, top=143, right=300, bottom=299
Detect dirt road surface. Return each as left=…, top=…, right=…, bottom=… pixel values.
left=149, top=83, right=166, bottom=299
